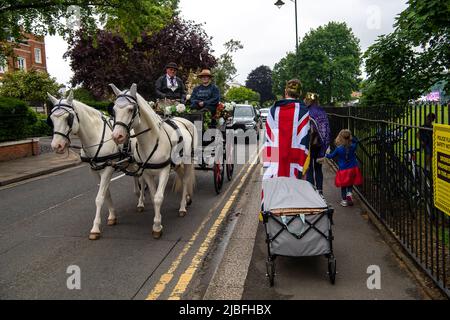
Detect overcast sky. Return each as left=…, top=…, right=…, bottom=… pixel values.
left=45, top=0, right=408, bottom=87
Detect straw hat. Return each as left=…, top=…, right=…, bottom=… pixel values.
left=198, top=69, right=213, bottom=77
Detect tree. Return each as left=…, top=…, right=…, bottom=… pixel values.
left=213, top=39, right=243, bottom=95
left=362, top=0, right=449, bottom=105
left=0, top=69, right=61, bottom=105
left=225, top=87, right=260, bottom=104
left=272, top=53, right=297, bottom=99
left=297, top=22, right=361, bottom=105
left=245, top=65, right=275, bottom=105
left=272, top=22, right=361, bottom=105
left=0, top=0, right=178, bottom=63
left=363, top=33, right=419, bottom=106
left=65, top=18, right=216, bottom=99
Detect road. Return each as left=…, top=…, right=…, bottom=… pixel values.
left=0, top=142, right=259, bottom=299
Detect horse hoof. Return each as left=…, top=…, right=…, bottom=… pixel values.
left=137, top=206, right=144, bottom=213
left=179, top=210, right=187, bottom=217
left=89, top=233, right=101, bottom=240
left=107, top=218, right=117, bottom=226
left=186, top=195, right=192, bottom=206
left=152, top=230, right=163, bottom=239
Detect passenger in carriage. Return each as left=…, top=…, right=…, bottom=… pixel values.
left=155, top=62, right=187, bottom=103
left=190, top=69, right=221, bottom=117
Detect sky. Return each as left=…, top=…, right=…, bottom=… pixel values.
left=45, top=0, right=409, bottom=87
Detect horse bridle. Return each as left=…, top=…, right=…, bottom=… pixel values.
left=112, top=93, right=140, bottom=135
left=47, top=99, right=80, bottom=143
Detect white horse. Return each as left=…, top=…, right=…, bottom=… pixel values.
left=109, top=83, right=197, bottom=239
left=47, top=91, right=146, bottom=240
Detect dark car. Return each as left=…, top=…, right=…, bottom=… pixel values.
left=227, top=104, right=261, bottom=140
left=228, top=104, right=258, bottom=130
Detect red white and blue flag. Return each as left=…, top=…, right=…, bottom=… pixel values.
left=262, top=101, right=310, bottom=180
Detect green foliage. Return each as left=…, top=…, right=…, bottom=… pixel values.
left=0, top=97, right=37, bottom=142
left=0, top=70, right=60, bottom=105
left=245, top=65, right=275, bottom=104
left=273, top=22, right=361, bottom=105
left=213, top=39, right=243, bottom=94
left=362, top=0, right=449, bottom=105
left=71, top=87, right=111, bottom=112
left=272, top=53, right=297, bottom=97
left=0, top=0, right=178, bottom=64
left=225, top=87, right=260, bottom=104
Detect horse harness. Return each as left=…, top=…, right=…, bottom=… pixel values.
left=47, top=99, right=80, bottom=144
left=111, top=93, right=192, bottom=177
left=47, top=99, right=130, bottom=171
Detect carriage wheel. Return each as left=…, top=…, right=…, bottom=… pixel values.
left=327, top=255, right=337, bottom=285
left=213, top=163, right=224, bottom=194
left=226, top=164, right=234, bottom=181
left=225, top=139, right=234, bottom=181
left=266, top=259, right=275, bottom=287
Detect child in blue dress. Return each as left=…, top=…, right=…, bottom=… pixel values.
left=325, top=129, right=363, bottom=206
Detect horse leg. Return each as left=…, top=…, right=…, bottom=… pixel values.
left=104, top=188, right=117, bottom=226
left=135, top=176, right=146, bottom=212
left=175, top=166, right=188, bottom=217
left=89, top=167, right=114, bottom=240
left=146, top=175, right=157, bottom=206
left=148, top=167, right=170, bottom=239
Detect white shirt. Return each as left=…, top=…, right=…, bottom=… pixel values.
left=166, top=75, right=178, bottom=92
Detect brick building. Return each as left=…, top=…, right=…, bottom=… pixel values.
left=0, top=33, right=47, bottom=78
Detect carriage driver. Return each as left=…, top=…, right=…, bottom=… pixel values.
left=190, top=69, right=220, bottom=117
left=155, top=62, right=187, bottom=104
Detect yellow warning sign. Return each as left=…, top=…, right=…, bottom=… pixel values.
left=433, top=124, right=450, bottom=216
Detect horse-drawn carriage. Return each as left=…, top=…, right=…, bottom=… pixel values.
left=155, top=99, right=235, bottom=194
left=175, top=111, right=234, bottom=194
left=46, top=84, right=236, bottom=240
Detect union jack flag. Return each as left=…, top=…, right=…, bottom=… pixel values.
left=262, top=101, right=310, bottom=180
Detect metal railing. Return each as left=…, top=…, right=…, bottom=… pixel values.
left=325, top=103, right=450, bottom=298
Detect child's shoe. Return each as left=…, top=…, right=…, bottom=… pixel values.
left=346, top=192, right=354, bottom=206
left=340, top=199, right=348, bottom=207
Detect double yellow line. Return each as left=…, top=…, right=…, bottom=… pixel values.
left=146, top=151, right=261, bottom=300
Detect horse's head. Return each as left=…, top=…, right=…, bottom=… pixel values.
left=47, top=91, right=79, bottom=154
left=109, top=83, right=139, bottom=145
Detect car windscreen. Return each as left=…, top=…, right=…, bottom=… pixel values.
left=234, top=107, right=254, bottom=117
left=260, top=109, right=269, bottom=114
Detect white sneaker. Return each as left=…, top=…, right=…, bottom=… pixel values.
left=346, top=192, right=354, bottom=206
left=340, top=200, right=348, bottom=207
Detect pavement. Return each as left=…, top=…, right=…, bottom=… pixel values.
left=203, top=162, right=443, bottom=300
left=0, top=148, right=82, bottom=187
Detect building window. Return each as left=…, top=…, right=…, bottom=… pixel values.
left=34, top=48, right=42, bottom=64
left=17, top=57, right=26, bottom=70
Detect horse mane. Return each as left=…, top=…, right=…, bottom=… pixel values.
left=136, top=93, right=162, bottom=130
left=72, top=99, right=103, bottom=119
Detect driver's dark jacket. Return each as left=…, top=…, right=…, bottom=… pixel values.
left=155, top=75, right=186, bottom=103
left=190, top=83, right=220, bottom=115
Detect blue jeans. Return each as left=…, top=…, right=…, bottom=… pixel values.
left=307, top=158, right=323, bottom=192
left=341, top=186, right=353, bottom=200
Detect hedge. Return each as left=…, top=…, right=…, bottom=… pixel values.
left=0, top=97, right=51, bottom=142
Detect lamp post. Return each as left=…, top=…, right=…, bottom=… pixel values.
left=274, top=0, right=299, bottom=53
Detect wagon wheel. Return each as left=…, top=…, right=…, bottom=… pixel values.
left=266, top=259, right=275, bottom=287
left=225, top=138, right=234, bottom=181
left=213, top=163, right=224, bottom=194
left=226, top=163, right=234, bottom=181
left=327, top=255, right=336, bottom=285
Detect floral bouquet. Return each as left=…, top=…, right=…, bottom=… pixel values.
left=215, top=101, right=235, bottom=126
left=163, top=103, right=191, bottom=117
